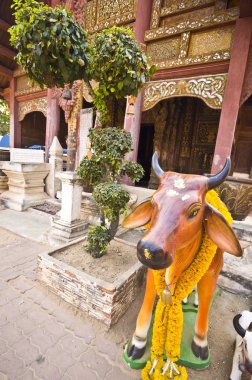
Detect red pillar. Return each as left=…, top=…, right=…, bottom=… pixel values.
left=211, top=17, right=252, bottom=174
left=45, top=89, right=60, bottom=161
left=123, top=0, right=153, bottom=167
left=9, top=78, right=21, bottom=148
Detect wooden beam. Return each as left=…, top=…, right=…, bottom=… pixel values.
left=0, top=64, right=13, bottom=79
left=0, top=19, right=11, bottom=32
left=0, top=45, right=16, bottom=60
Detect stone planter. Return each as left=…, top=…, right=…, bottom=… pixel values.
left=217, top=177, right=252, bottom=221
left=37, top=237, right=145, bottom=327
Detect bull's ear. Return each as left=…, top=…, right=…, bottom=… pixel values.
left=204, top=203, right=242, bottom=257
left=122, top=198, right=153, bottom=228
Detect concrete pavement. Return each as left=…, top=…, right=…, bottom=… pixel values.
left=0, top=226, right=141, bottom=380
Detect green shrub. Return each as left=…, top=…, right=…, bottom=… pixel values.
left=86, top=226, right=110, bottom=258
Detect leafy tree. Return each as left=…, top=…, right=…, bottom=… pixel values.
left=9, top=0, right=90, bottom=88
left=89, top=26, right=155, bottom=123
left=0, top=99, right=10, bottom=136
left=78, top=128, right=144, bottom=258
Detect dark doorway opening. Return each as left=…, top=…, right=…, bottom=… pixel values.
left=21, top=112, right=46, bottom=148
left=137, top=124, right=154, bottom=187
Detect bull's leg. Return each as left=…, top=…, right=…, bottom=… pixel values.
left=192, top=249, right=223, bottom=360
left=127, top=268, right=156, bottom=360
left=230, top=335, right=243, bottom=380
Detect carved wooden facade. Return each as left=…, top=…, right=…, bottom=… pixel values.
left=145, top=0, right=239, bottom=70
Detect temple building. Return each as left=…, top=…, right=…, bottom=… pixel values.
left=0, top=0, right=252, bottom=190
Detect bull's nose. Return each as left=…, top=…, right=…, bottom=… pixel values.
left=137, top=240, right=173, bottom=270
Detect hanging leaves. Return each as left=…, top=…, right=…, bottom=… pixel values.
left=9, top=0, right=90, bottom=88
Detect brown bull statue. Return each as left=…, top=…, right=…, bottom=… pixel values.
left=122, top=152, right=242, bottom=361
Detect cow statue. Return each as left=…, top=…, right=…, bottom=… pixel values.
left=230, top=311, right=252, bottom=380
left=122, top=152, right=242, bottom=361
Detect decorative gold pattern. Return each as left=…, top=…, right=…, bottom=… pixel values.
left=188, top=26, right=234, bottom=56
left=84, top=0, right=136, bottom=33
left=144, top=7, right=239, bottom=41
left=143, top=74, right=227, bottom=111
left=150, top=50, right=230, bottom=70
left=179, top=32, right=190, bottom=58
left=161, top=0, right=213, bottom=16
left=15, top=75, right=41, bottom=97
left=18, top=98, right=47, bottom=121
left=150, top=0, right=162, bottom=29
left=147, top=37, right=181, bottom=62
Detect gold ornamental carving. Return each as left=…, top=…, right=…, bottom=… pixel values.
left=84, top=0, right=136, bottom=33
left=18, top=98, right=47, bottom=121
left=150, top=0, right=162, bottom=29
left=145, top=7, right=239, bottom=41
left=150, top=50, right=231, bottom=70
left=143, top=74, right=227, bottom=111
left=161, top=0, right=213, bottom=17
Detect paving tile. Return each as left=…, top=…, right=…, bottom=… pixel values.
left=14, top=338, right=40, bottom=365
left=63, top=362, right=99, bottom=380
left=16, top=368, right=37, bottom=380
left=0, top=349, right=24, bottom=379
left=70, top=320, right=96, bottom=344
left=14, top=315, right=38, bottom=335
left=29, top=328, right=56, bottom=353
left=42, top=320, right=67, bottom=341
left=24, top=287, right=48, bottom=305
left=0, top=339, right=8, bottom=355
left=105, top=366, right=132, bottom=380
left=31, top=357, right=61, bottom=380
left=0, top=288, right=20, bottom=306
left=80, top=348, right=112, bottom=379
left=93, top=336, right=119, bottom=361
left=0, top=323, right=23, bottom=345
left=9, top=275, right=35, bottom=293
left=46, top=344, right=77, bottom=372
left=58, top=334, right=88, bottom=358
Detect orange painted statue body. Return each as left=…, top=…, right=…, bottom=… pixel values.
left=122, top=153, right=242, bottom=361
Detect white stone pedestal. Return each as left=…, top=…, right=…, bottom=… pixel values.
left=49, top=172, right=87, bottom=244
left=1, top=162, right=50, bottom=211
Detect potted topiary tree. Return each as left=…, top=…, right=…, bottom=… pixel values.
left=77, top=127, right=144, bottom=257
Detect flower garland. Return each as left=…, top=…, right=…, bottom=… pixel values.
left=142, top=190, right=232, bottom=380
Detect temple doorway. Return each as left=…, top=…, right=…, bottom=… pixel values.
left=140, top=97, right=221, bottom=188
left=21, top=111, right=46, bottom=148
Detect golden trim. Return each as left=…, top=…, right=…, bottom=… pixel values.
left=18, top=98, right=47, bottom=121
left=145, top=7, right=239, bottom=41
left=142, top=74, right=227, bottom=111
left=152, top=50, right=230, bottom=70
left=161, top=0, right=213, bottom=17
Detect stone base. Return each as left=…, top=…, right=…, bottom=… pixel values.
left=0, top=201, right=5, bottom=210
left=1, top=162, right=50, bottom=211
left=81, top=192, right=100, bottom=225
left=49, top=215, right=88, bottom=244
left=1, top=191, right=49, bottom=212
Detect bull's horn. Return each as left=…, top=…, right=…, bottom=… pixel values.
left=152, top=152, right=164, bottom=178
left=233, top=314, right=246, bottom=338
left=207, top=157, right=231, bottom=190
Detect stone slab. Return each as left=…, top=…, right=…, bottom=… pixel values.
left=37, top=237, right=145, bottom=327
left=10, top=148, right=45, bottom=163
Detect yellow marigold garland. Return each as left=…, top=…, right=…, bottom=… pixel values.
left=142, top=190, right=232, bottom=380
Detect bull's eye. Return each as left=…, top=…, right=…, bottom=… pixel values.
left=187, top=204, right=201, bottom=219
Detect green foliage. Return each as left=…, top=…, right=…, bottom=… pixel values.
left=0, top=99, right=10, bottom=136
left=9, top=0, right=89, bottom=88
left=120, top=161, right=145, bottom=183
left=89, top=127, right=132, bottom=163
left=93, top=183, right=130, bottom=221
left=77, top=156, right=104, bottom=186
left=77, top=127, right=144, bottom=257
left=86, top=226, right=110, bottom=258
left=89, top=26, right=153, bottom=122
